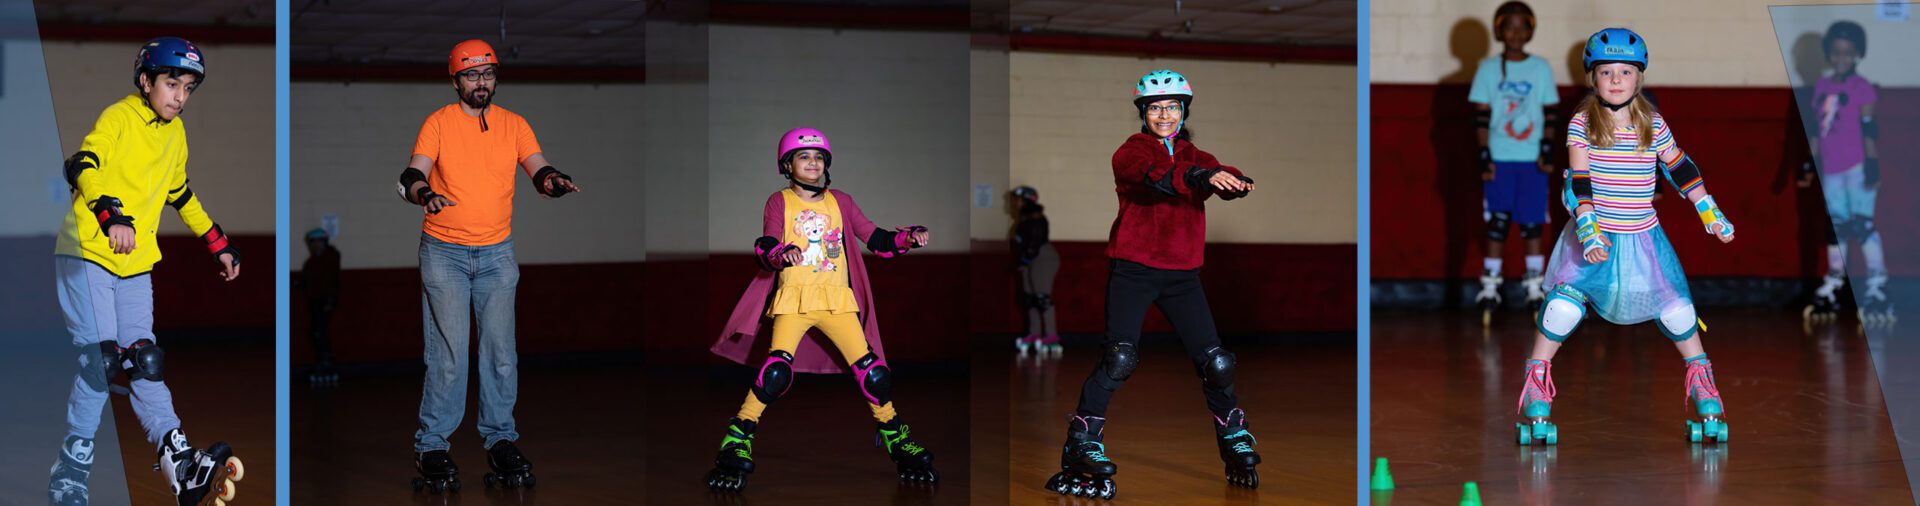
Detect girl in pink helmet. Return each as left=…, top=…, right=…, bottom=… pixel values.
left=1045, top=69, right=1262, bottom=500
left=704, top=127, right=938, bottom=491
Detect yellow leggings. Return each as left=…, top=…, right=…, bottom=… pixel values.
left=736, top=310, right=897, bottom=423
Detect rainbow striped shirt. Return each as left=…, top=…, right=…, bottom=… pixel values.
left=1566, top=111, right=1678, bottom=233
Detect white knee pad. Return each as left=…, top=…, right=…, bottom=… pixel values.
left=1659, top=303, right=1699, bottom=341
left=1537, top=296, right=1585, bottom=341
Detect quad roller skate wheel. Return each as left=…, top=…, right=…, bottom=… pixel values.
left=1516, top=420, right=1557, bottom=446
left=484, top=472, right=535, bottom=489
left=1686, top=418, right=1729, bottom=443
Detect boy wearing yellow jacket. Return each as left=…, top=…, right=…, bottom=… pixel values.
left=48, top=37, right=245, bottom=506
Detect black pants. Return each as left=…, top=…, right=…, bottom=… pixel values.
left=308, top=297, right=336, bottom=365
left=1075, top=260, right=1236, bottom=418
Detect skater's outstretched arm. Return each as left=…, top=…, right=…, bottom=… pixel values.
left=165, top=160, right=241, bottom=281
left=1185, top=151, right=1255, bottom=200
left=1652, top=120, right=1733, bottom=242
left=519, top=153, right=580, bottom=198
left=839, top=192, right=927, bottom=258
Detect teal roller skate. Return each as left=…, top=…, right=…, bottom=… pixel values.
left=1514, top=359, right=1558, bottom=446
left=1683, top=357, right=1728, bottom=443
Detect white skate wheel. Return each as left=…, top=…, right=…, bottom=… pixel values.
left=217, top=479, right=238, bottom=501
left=226, top=456, right=246, bottom=482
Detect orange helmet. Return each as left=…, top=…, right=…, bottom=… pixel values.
left=448, top=39, right=498, bottom=76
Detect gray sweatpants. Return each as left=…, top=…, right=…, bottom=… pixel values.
left=55, top=256, right=180, bottom=446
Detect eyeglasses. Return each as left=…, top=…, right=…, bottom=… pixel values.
left=1146, top=104, right=1184, bottom=116
left=458, top=69, right=498, bottom=82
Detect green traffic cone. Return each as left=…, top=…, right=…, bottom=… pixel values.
left=1369, top=457, right=1394, bottom=490
left=1459, top=481, right=1481, bottom=506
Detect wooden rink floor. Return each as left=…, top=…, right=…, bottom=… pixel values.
left=1000, top=336, right=1357, bottom=505
left=293, top=365, right=642, bottom=505
left=1370, top=309, right=1915, bottom=504
left=643, top=361, right=971, bottom=506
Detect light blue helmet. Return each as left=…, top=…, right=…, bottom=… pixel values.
left=1583, top=28, right=1647, bottom=71
left=1133, top=69, right=1192, bottom=106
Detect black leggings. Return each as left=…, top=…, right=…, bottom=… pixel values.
left=1075, top=260, right=1236, bottom=418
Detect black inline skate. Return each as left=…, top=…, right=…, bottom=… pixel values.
left=876, top=419, right=938, bottom=483
left=47, top=435, right=93, bottom=506
left=1476, top=271, right=1503, bottom=326
left=705, top=418, right=756, bottom=492
left=1214, top=408, right=1261, bottom=488
left=159, top=429, right=244, bottom=506
left=1804, top=272, right=1844, bottom=323
left=1044, top=415, right=1117, bottom=499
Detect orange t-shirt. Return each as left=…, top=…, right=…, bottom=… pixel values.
left=412, top=104, right=542, bottom=246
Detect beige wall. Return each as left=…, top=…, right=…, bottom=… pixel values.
left=291, top=82, right=645, bottom=268
left=706, top=25, right=971, bottom=253
left=970, top=47, right=1011, bottom=245
left=1001, top=51, right=1357, bottom=244
left=0, top=40, right=69, bottom=236
left=1371, top=0, right=1877, bottom=86
left=26, top=41, right=276, bottom=235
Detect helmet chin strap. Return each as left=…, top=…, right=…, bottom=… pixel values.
left=1601, top=94, right=1634, bottom=111
left=788, top=170, right=830, bottom=194
left=1143, top=117, right=1185, bottom=156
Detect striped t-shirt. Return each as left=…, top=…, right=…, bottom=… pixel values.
left=1566, top=111, right=1678, bottom=233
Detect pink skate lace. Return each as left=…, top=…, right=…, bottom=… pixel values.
left=1684, top=359, right=1720, bottom=408
left=1516, top=360, right=1556, bottom=415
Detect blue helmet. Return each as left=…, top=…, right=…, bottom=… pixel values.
left=134, top=37, right=206, bottom=90
left=1582, top=28, right=1647, bottom=71
left=306, top=228, right=329, bottom=241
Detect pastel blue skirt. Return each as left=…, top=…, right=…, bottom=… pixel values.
left=1543, top=222, right=1694, bottom=325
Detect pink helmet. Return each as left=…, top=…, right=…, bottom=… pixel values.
left=776, top=127, right=833, bottom=175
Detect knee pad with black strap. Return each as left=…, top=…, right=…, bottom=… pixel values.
left=752, top=350, right=795, bottom=404
left=1197, top=347, right=1236, bottom=391
left=853, top=352, right=892, bottom=406
left=1102, top=342, right=1139, bottom=381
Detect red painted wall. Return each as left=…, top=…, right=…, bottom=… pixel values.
left=0, top=235, right=273, bottom=333
left=1370, top=84, right=1920, bottom=280
left=968, top=242, right=1357, bottom=335
left=290, top=262, right=643, bottom=365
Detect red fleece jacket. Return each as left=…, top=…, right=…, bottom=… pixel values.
left=1105, top=133, right=1245, bottom=270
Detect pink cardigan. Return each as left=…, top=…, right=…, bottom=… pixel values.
left=710, top=189, right=894, bottom=374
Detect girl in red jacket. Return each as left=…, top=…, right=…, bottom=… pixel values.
left=1045, top=70, right=1261, bottom=500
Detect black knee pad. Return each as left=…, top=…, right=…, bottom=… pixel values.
left=752, top=350, right=795, bottom=404
left=80, top=344, right=113, bottom=392
left=1518, top=223, right=1544, bottom=239
left=853, top=352, right=892, bottom=406
left=1485, top=211, right=1512, bottom=241
left=1102, top=342, right=1139, bottom=381
left=123, top=339, right=164, bottom=382
left=1860, top=218, right=1878, bottom=239
left=1197, top=347, right=1236, bottom=391
left=1032, top=294, right=1053, bottom=311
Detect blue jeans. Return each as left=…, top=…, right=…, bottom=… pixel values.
left=414, top=234, right=520, bottom=452
left=55, top=256, right=180, bottom=446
